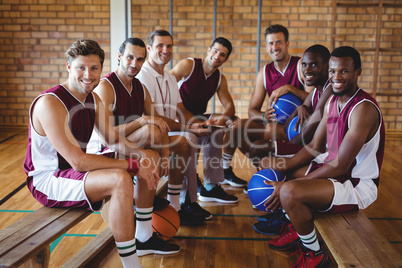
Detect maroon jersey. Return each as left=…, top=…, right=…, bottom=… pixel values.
left=325, top=89, right=385, bottom=186
left=264, top=56, right=304, bottom=96
left=311, top=80, right=331, bottom=112
left=178, top=58, right=221, bottom=116
left=102, top=72, right=145, bottom=126
left=24, top=84, right=95, bottom=174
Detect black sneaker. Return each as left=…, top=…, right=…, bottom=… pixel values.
left=243, top=186, right=248, bottom=195
left=254, top=210, right=289, bottom=235
left=222, top=166, right=247, bottom=187
left=136, top=232, right=181, bottom=256
left=199, top=185, right=238, bottom=203
left=178, top=208, right=205, bottom=226
left=181, top=202, right=213, bottom=220
left=153, top=196, right=170, bottom=211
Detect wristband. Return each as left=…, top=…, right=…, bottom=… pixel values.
left=127, top=158, right=140, bottom=174
left=261, top=112, right=268, bottom=125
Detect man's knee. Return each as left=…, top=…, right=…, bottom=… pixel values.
left=280, top=181, right=301, bottom=207
left=142, top=124, right=163, bottom=147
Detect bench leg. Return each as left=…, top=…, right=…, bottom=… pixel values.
left=23, top=246, right=50, bottom=268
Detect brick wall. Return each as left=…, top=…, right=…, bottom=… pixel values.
left=0, top=0, right=401, bottom=129
left=0, top=0, right=110, bottom=126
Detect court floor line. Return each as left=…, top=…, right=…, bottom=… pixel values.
left=0, top=182, right=27, bottom=206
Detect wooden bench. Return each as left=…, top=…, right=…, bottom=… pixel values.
left=0, top=177, right=168, bottom=268
left=314, top=210, right=402, bottom=268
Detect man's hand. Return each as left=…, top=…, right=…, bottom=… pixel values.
left=268, top=85, right=289, bottom=107
left=263, top=180, right=284, bottom=212
left=136, top=150, right=161, bottom=190
left=187, top=123, right=211, bottom=136
left=143, top=115, right=170, bottom=134
left=295, top=105, right=311, bottom=129
left=263, top=106, right=278, bottom=123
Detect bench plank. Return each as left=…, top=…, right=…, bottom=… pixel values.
left=314, top=210, right=402, bottom=268
left=0, top=208, right=91, bottom=268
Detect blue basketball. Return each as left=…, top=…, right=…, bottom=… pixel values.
left=248, top=169, right=286, bottom=211
left=286, top=116, right=301, bottom=141
left=273, top=93, right=302, bottom=124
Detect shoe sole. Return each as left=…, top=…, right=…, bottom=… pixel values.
left=137, top=248, right=181, bottom=256
left=253, top=224, right=280, bottom=235
left=221, top=179, right=247, bottom=188
left=198, top=195, right=238, bottom=204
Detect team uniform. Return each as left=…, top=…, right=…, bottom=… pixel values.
left=306, top=88, right=385, bottom=213
left=263, top=56, right=304, bottom=96
left=275, top=80, right=331, bottom=157
left=178, top=58, right=221, bottom=116
left=23, top=85, right=103, bottom=211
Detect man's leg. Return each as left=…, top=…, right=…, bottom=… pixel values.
left=85, top=168, right=141, bottom=267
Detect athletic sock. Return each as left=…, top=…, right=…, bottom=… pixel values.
left=298, top=228, right=320, bottom=251
left=204, top=183, right=217, bottom=191
left=135, top=207, right=153, bottom=243
left=282, top=209, right=290, bottom=221
left=167, top=183, right=182, bottom=211
left=222, top=153, right=233, bottom=169
left=115, top=238, right=141, bottom=268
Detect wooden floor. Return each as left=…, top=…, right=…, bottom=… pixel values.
left=0, top=127, right=401, bottom=267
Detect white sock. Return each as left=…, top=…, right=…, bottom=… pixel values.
left=115, top=238, right=142, bottom=268
left=298, top=228, right=320, bottom=251
left=167, top=184, right=182, bottom=211
left=135, top=207, right=153, bottom=243
left=222, top=153, right=233, bottom=169
left=282, top=209, right=290, bottom=221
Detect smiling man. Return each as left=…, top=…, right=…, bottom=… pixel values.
left=259, top=46, right=385, bottom=268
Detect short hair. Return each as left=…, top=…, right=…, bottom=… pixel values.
left=304, top=44, right=331, bottom=64
left=148, top=29, right=173, bottom=47
left=118, top=37, right=146, bottom=65
left=264, top=24, right=289, bottom=42
left=210, top=37, right=233, bottom=58
left=331, top=46, right=361, bottom=70
left=65, top=39, right=105, bottom=66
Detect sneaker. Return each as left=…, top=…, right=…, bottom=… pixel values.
left=181, top=202, right=213, bottom=220
left=178, top=208, right=205, bottom=226
left=258, top=209, right=286, bottom=223
left=292, top=244, right=331, bottom=268
left=268, top=223, right=300, bottom=251
left=136, top=232, right=181, bottom=256
left=243, top=187, right=248, bottom=195
left=254, top=210, right=288, bottom=235
left=199, top=185, right=239, bottom=203
left=153, top=196, right=170, bottom=211
left=222, top=166, right=247, bottom=187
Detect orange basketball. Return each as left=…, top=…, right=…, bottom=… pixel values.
left=152, top=204, right=180, bottom=241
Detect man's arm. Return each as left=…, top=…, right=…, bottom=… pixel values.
left=210, top=75, right=236, bottom=126
left=248, top=68, right=267, bottom=120
left=169, top=58, right=193, bottom=82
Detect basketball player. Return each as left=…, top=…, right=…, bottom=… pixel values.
left=222, top=24, right=310, bottom=182
left=170, top=37, right=246, bottom=210
left=93, top=37, right=205, bottom=228
left=23, top=40, right=165, bottom=268
left=137, top=30, right=238, bottom=208
left=259, top=46, right=385, bottom=268
left=251, top=44, right=332, bottom=235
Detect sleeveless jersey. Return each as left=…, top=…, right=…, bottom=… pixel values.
left=311, top=79, right=331, bottom=112
left=178, top=58, right=221, bottom=116
left=102, top=72, right=145, bottom=126
left=264, top=56, right=304, bottom=96
left=325, top=89, right=385, bottom=187
left=24, top=84, right=96, bottom=178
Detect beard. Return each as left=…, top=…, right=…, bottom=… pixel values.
left=332, top=88, right=348, bottom=96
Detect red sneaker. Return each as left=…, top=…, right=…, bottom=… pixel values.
left=292, top=245, right=331, bottom=268
left=268, top=223, right=300, bottom=251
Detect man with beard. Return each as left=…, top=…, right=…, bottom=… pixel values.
left=259, top=46, right=385, bottom=268
left=170, top=37, right=245, bottom=212
left=137, top=30, right=239, bottom=210
left=251, top=44, right=333, bottom=235
left=92, top=37, right=187, bottom=256
left=24, top=39, right=163, bottom=267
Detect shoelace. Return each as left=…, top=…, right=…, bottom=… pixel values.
left=291, top=246, right=308, bottom=268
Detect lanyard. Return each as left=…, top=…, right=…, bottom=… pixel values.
left=156, top=78, right=169, bottom=116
